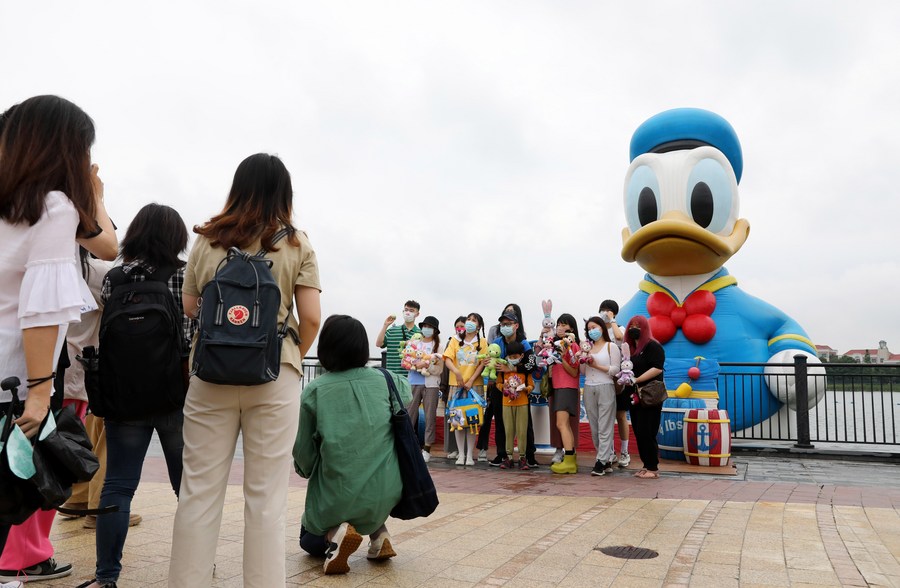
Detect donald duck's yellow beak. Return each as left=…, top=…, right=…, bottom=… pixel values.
left=621, top=211, right=750, bottom=276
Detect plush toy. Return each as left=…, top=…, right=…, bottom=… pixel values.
left=540, top=299, right=554, bottom=339
left=399, top=333, right=424, bottom=370
left=503, top=374, right=526, bottom=401
left=535, top=332, right=560, bottom=368
left=554, top=333, right=577, bottom=362
left=617, top=346, right=636, bottom=388
left=477, top=343, right=507, bottom=381
left=577, top=340, right=593, bottom=364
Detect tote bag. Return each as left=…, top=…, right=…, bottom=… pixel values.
left=377, top=368, right=439, bottom=520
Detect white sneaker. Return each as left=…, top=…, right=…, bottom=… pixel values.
left=421, top=449, right=431, bottom=463
left=447, top=451, right=459, bottom=460
left=478, top=449, right=487, bottom=461
left=1, top=582, right=24, bottom=588
left=455, top=455, right=465, bottom=465
left=618, top=452, right=631, bottom=468
left=465, top=456, right=475, bottom=466
left=551, top=448, right=564, bottom=464
left=367, top=530, right=397, bottom=560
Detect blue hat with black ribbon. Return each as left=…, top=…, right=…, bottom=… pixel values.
left=629, top=108, right=743, bottom=183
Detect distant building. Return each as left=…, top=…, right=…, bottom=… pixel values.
left=844, top=341, right=900, bottom=364
left=815, top=345, right=838, bottom=361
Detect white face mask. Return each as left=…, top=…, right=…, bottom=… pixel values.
left=402, top=311, right=415, bottom=322
left=421, top=327, right=434, bottom=338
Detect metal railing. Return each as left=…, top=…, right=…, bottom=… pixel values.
left=720, top=357, right=900, bottom=447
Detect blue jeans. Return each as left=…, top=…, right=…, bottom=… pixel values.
left=96, top=409, right=183, bottom=583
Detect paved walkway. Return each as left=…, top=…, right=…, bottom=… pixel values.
left=38, top=453, right=900, bottom=587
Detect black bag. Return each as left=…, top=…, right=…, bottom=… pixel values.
left=638, top=379, right=668, bottom=407
left=0, top=377, right=42, bottom=524
left=94, top=265, right=185, bottom=420
left=0, top=377, right=99, bottom=524
left=377, top=368, right=439, bottom=520
left=192, top=229, right=297, bottom=386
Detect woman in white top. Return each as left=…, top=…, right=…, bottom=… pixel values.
left=581, top=316, right=621, bottom=478
left=0, top=95, right=116, bottom=585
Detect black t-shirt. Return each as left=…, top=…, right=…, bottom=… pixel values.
left=630, top=340, right=665, bottom=383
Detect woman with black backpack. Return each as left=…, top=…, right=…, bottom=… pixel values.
left=168, top=153, right=322, bottom=588
left=76, top=203, right=195, bottom=588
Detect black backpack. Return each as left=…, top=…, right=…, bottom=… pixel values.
left=94, top=265, right=185, bottom=420
left=192, top=229, right=297, bottom=386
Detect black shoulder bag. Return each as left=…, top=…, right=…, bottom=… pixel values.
left=376, top=368, right=439, bottom=520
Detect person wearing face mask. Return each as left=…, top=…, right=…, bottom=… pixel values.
left=622, top=315, right=666, bottom=480
left=375, top=301, right=421, bottom=377
left=478, top=310, right=540, bottom=468
left=442, top=313, right=487, bottom=466
left=549, top=314, right=583, bottom=474
left=486, top=303, right=527, bottom=343
left=406, top=316, right=443, bottom=462
left=581, top=317, right=622, bottom=476
left=443, top=317, right=467, bottom=460
left=598, top=299, right=631, bottom=468
left=496, top=341, right=534, bottom=470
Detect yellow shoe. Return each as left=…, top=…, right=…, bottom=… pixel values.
left=550, top=453, right=577, bottom=474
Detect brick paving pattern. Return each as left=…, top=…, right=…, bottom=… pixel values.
left=30, top=453, right=900, bottom=587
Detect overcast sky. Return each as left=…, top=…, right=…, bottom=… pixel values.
left=3, top=1, right=898, bottom=356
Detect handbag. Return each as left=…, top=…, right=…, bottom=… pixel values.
left=447, top=388, right=485, bottom=433
left=377, top=368, right=439, bottom=520
left=0, top=376, right=99, bottom=524
left=637, top=379, right=668, bottom=407
left=539, top=370, right=552, bottom=398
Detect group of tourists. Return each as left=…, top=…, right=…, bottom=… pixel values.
left=0, top=94, right=667, bottom=588
left=379, top=300, right=667, bottom=479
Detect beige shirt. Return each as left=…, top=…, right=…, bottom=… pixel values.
left=183, top=230, right=321, bottom=373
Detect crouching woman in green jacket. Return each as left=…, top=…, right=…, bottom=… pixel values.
left=293, top=314, right=412, bottom=575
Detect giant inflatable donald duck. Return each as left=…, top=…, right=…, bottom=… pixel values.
left=617, top=108, right=823, bottom=433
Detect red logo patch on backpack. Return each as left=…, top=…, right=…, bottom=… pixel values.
left=227, top=305, right=250, bottom=325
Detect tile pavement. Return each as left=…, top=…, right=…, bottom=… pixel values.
left=26, top=453, right=900, bottom=587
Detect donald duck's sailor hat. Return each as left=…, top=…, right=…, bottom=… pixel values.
left=629, top=108, right=744, bottom=183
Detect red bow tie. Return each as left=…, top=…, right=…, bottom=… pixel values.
left=647, top=290, right=716, bottom=345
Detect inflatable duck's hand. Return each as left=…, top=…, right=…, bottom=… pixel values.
left=764, top=350, right=826, bottom=410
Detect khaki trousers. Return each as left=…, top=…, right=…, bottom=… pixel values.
left=69, top=414, right=106, bottom=508
left=168, top=365, right=301, bottom=588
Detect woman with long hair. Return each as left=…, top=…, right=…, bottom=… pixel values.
left=0, top=95, right=116, bottom=585
left=622, top=315, right=665, bottom=479
left=168, top=153, right=321, bottom=587
left=549, top=313, right=581, bottom=474
left=581, top=316, right=621, bottom=476
left=76, top=204, right=194, bottom=588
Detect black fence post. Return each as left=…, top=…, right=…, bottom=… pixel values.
left=793, top=354, right=814, bottom=448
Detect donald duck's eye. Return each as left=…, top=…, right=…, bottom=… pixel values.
left=686, top=158, right=734, bottom=234
left=625, top=165, right=660, bottom=232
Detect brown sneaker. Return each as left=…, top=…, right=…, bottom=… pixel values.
left=83, top=514, right=143, bottom=529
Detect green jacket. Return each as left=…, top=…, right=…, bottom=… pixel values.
left=293, top=367, right=413, bottom=535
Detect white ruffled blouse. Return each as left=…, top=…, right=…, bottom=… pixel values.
left=0, top=191, right=94, bottom=404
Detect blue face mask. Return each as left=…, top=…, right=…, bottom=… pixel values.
left=421, top=327, right=434, bottom=338
left=499, top=325, right=514, bottom=337
left=588, top=328, right=603, bottom=342
left=464, top=321, right=477, bottom=333
left=507, top=357, right=521, bottom=366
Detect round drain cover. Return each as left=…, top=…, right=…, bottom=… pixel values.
left=595, top=545, right=659, bottom=559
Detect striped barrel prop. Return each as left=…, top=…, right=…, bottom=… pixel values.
left=657, top=398, right=706, bottom=461
left=683, top=409, right=732, bottom=466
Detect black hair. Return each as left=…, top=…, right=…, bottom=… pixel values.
left=404, top=300, right=420, bottom=311
left=120, top=203, right=188, bottom=268
left=194, top=153, right=299, bottom=252
left=466, top=312, right=485, bottom=347
left=453, top=315, right=466, bottom=339
left=317, top=314, right=370, bottom=372
left=599, top=299, right=619, bottom=315
left=555, top=313, right=581, bottom=344
left=584, top=316, right=612, bottom=343
left=506, top=340, right=525, bottom=356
